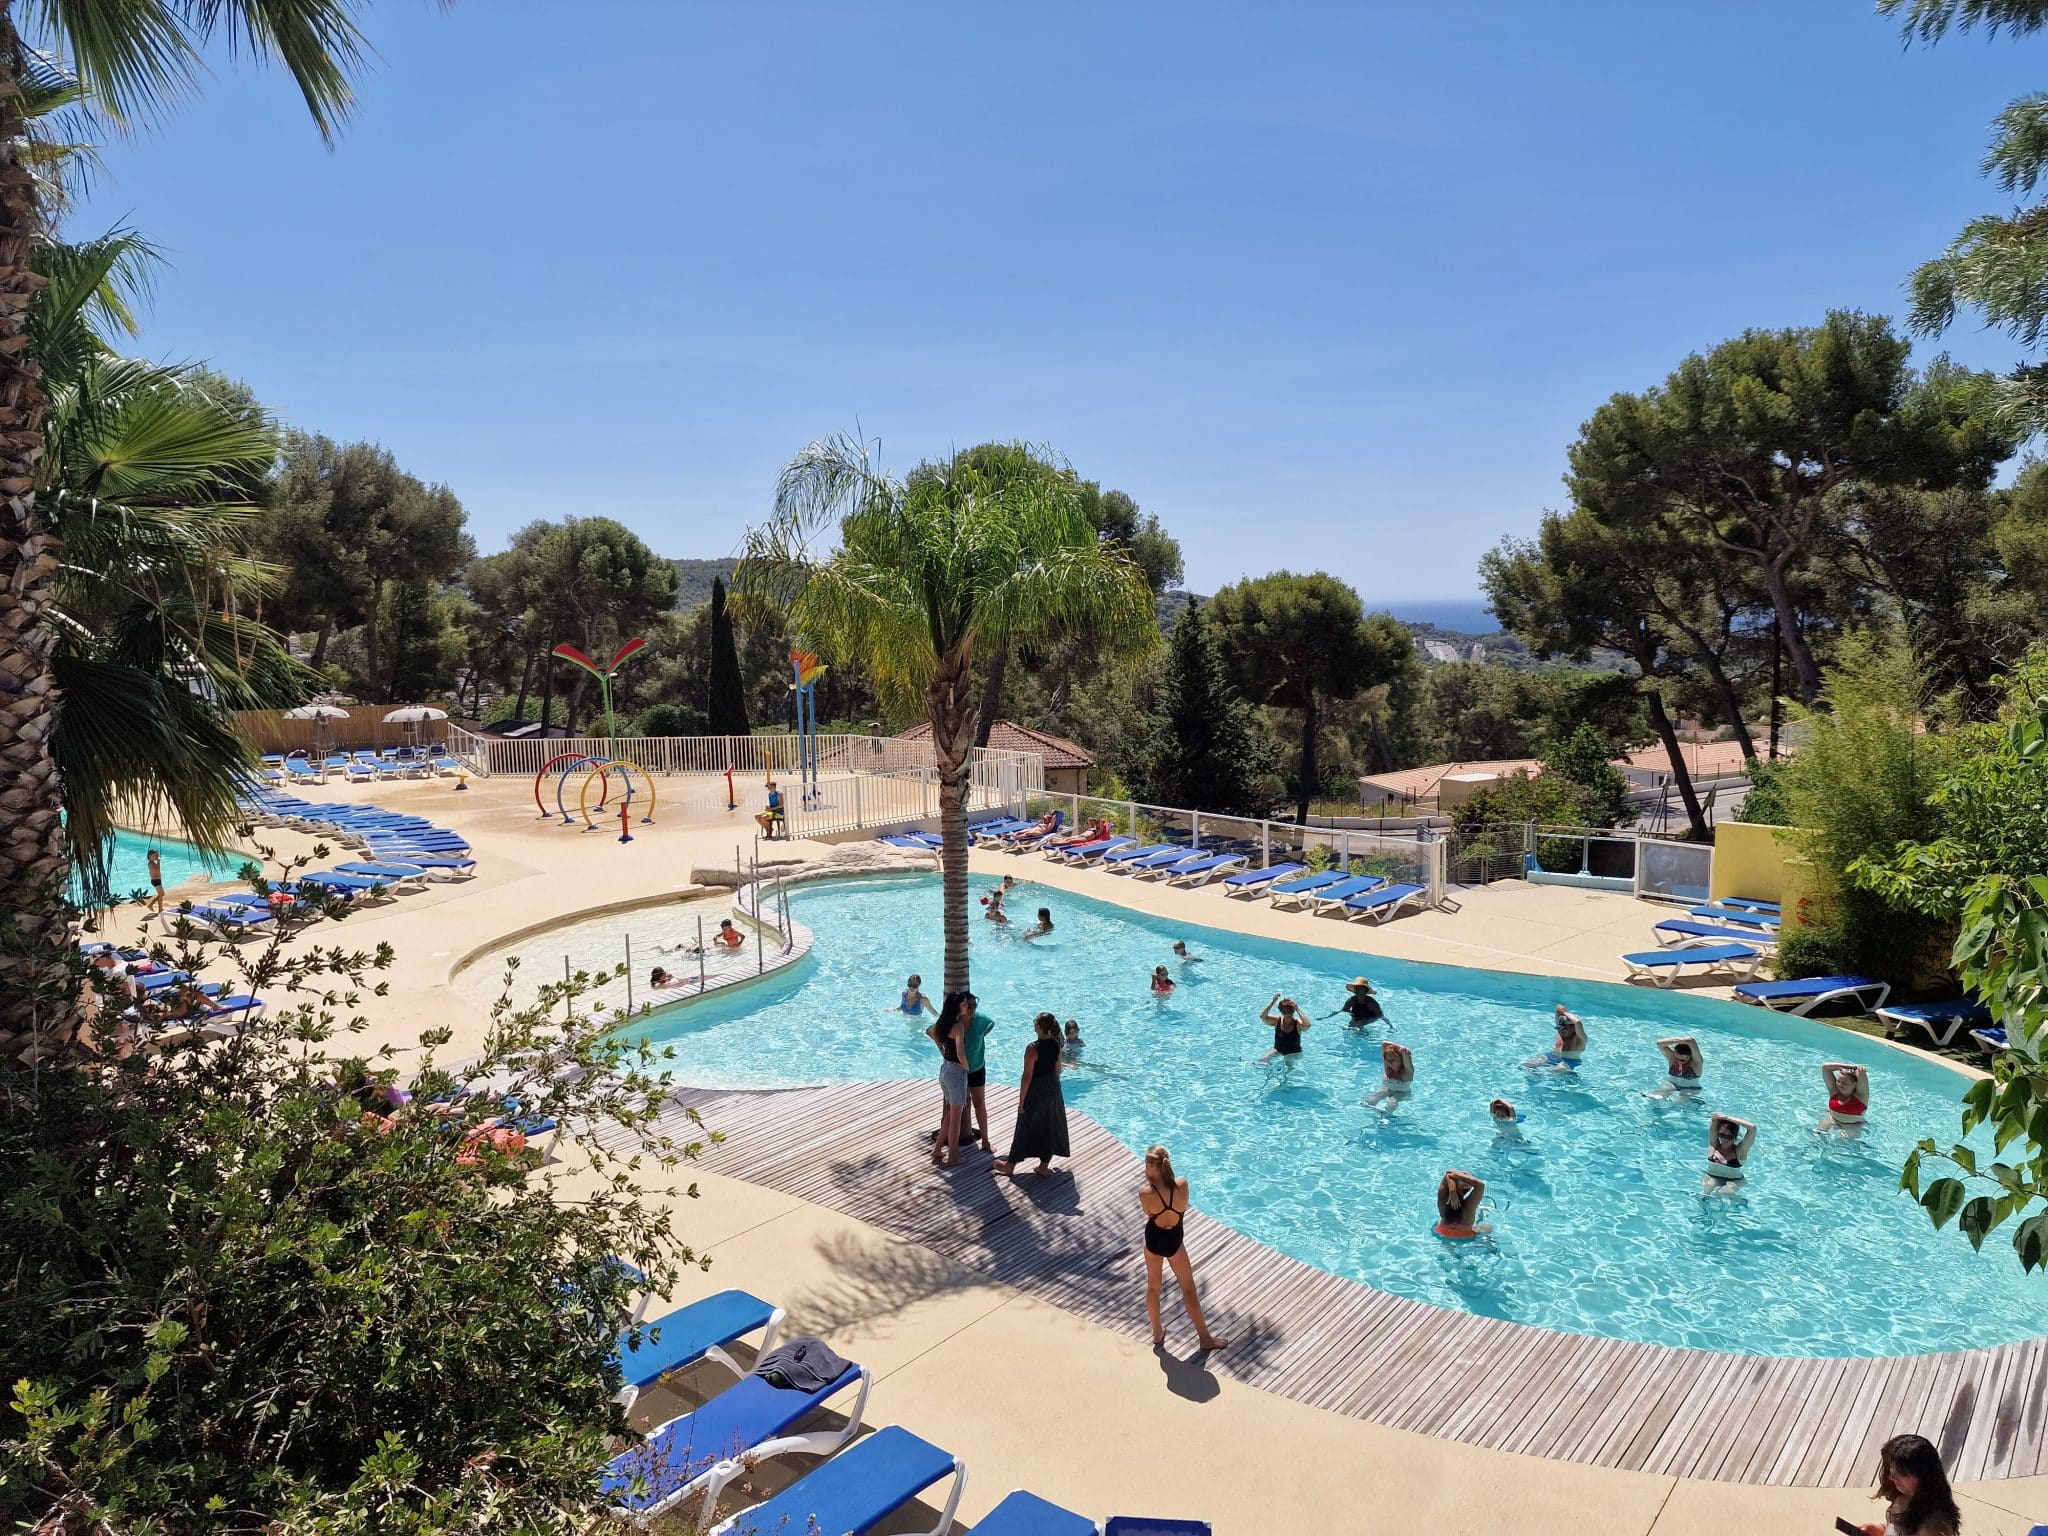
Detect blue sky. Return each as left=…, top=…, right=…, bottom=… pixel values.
left=69, top=1, right=2047, bottom=604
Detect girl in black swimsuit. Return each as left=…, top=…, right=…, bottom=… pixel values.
left=1138, top=1145, right=1228, bottom=1352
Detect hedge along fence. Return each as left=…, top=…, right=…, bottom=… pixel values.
left=234, top=707, right=448, bottom=756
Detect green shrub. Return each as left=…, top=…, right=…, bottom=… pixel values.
left=0, top=846, right=701, bottom=1534
left=1734, top=759, right=1792, bottom=826
left=634, top=703, right=707, bottom=738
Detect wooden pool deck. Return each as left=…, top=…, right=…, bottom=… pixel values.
left=604, top=1079, right=2048, bottom=1488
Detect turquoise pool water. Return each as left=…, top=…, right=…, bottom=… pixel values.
left=627, top=873, right=2026, bottom=1358
left=89, top=829, right=228, bottom=903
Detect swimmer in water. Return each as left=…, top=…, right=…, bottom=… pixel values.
left=1324, top=977, right=1383, bottom=1029
left=1524, top=1004, right=1586, bottom=1071
left=1645, top=1036, right=1703, bottom=1098
left=1363, top=1040, right=1415, bottom=1109
left=895, top=974, right=933, bottom=1017
left=713, top=919, right=745, bottom=949
left=1818, top=1062, right=1870, bottom=1132
left=649, top=967, right=674, bottom=989
left=1259, top=993, right=1308, bottom=1070
left=1703, top=1113, right=1756, bottom=1190
left=1489, top=1096, right=1524, bottom=1142
left=1020, top=906, right=1054, bottom=940
left=1150, top=965, right=1175, bottom=997
left=984, top=884, right=1011, bottom=924
left=1434, top=1170, right=1491, bottom=1240
left=1062, top=1018, right=1086, bottom=1057
left=1173, top=940, right=1201, bottom=966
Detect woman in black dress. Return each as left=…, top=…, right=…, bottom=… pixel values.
left=995, top=1012, right=1070, bottom=1176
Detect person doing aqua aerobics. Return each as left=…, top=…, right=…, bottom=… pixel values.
left=1259, top=993, right=1308, bottom=1070
left=1703, top=1113, right=1756, bottom=1190
left=1363, top=1040, right=1414, bottom=1110
left=1524, top=1004, right=1586, bottom=1071
left=1645, top=1036, right=1703, bottom=1099
left=894, top=974, right=933, bottom=1017
left=1489, top=1097, right=1524, bottom=1143
left=1819, top=1062, right=1871, bottom=1131
left=1324, top=977, right=1383, bottom=1029
left=1434, top=1170, right=1491, bottom=1240
left=1150, top=965, right=1175, bottom=998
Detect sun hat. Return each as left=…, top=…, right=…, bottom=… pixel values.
left=1346, top=977, right=1375, bottom=993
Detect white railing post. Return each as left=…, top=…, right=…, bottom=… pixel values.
left=1191, top=811, right=1201, bottom=848
left=1340, top=828, right=1351, bottom=873
left=1261, top=820, right=1270, bottom=868
left=854, top=774, right=863, bottom=830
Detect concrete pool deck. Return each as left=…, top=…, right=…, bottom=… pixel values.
left=109, top=777, right=2044, bottom=1534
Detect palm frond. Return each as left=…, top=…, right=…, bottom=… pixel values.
left=53, top=650, right=257, bottom=909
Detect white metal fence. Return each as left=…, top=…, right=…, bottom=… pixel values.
left=1016, top=789, right=1448, bottom=904
left=447, top=724, right=1042, bottom=837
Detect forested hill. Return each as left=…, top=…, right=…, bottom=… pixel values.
left=671, top=558, right=737, bottom=608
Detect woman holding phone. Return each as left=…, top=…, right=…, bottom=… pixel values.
left=1848, top=1433, right=1958, bottom=1536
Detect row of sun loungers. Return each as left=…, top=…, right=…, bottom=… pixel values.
left=262, top=749, right=460, bottom=786
left=605, top=1282, right=1207, bottom=1534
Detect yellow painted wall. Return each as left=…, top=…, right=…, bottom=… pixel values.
left=1710, top=821, right=1813, bottom=906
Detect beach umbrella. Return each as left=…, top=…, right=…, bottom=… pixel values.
left=283, top=702, right=350, bottom=756
left=382, top=704, right=449, bottom=748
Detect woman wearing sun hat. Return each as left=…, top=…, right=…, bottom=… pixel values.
left=1325, top=977, right=1384, bottom=1030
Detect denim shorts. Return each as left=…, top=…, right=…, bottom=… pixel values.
left=940, top=1061, right=969, bottom=1107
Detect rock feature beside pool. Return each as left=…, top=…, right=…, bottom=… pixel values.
left=689, top=839, right=932, bottom=889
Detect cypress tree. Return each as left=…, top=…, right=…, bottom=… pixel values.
left=706, top=577, right=751, bottom=737
left=1151, top=598, right=1267, bottom=815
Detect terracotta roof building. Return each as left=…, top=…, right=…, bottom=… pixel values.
left=893, top=719, right=1097, bottom=794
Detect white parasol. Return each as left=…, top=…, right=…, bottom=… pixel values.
left=382, top=704, right=449, bottom=747
left=283, top=702, right=351, bottom=756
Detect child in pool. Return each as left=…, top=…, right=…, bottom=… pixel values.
left=1150, top=965, right=1175, bottom=997
left=1489, top=1096, right=1524, bottom=1142
left=1062, top=1019, right=1086, bottom=1057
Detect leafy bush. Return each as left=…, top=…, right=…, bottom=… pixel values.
left=1734, top=759, right=1792, bottom=826
left=634, top=703, right=707, bottom=738
left=0, top=846, right=702, bottom=1534
left=1770, top=637, right=1956, bottom=989
left=1539, top=724, right=1632, bottom=829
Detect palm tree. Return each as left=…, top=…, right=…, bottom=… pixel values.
left=0, top=4, right=372, bottom=1032
left=736, top=435, right=1156, bottom=997
left=37, top=230, right=297, bottom=905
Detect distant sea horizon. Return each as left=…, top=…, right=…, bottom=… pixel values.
left=1382, top=598, right=1497, bottom=633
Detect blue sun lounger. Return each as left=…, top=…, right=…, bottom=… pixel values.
left=1343, top=882, right=1430, bottom=924
left=1058, top=836, right=1139, bottom=865
left=1621, top=944, right=1763, bottom=987
left=1654, top=918, right=1781, bottom=948
left=1732, top=975, right=1890, bottom=1015
left=969, top=818, right=1032, bottom=845
left=1159, top=851, right=1249, bottom=887
left=601, top=1356, right=875, bottom=1522
left=973, top=1490, right=1098, bottom=1536
left=1970, top=1024, right=2008, bottom=1054
left=1303, top=874, right=1386, bottom=911
left=1219, top=861, right=1305, bottom=896
left=1717, top=897, right=1781, bottom=914
left=1117, top=845, right=1200, bottom=874
left=702, top=1424, right=964, bottom=1536
left=615, top=1288, right=785, bottom=1413
left=1687, top=904, right=1779, bottom=931
left=1267, top=871, right=1348, bottom=909
left=166, top=903, right=274, bottom=935
left=298, top=871, right=399, bottom=900
left=1873, top=997, right=1989, bottom=1048
left=1102, top=841, right=1170, bottom=866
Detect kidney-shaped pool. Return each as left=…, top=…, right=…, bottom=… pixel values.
left=623, top=872, right=2022, bottom=1358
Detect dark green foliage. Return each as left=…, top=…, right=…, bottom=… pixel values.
left=376, top=577, right=464, bottom=705
left=0, top=847, right=698, bottom=1532
left=1541, top=725, right=1632, bottom=829
left=1769, top=639, right=1958, bottom=990
left=1735, top=760, right=1793, bottom=826
left=706, top=577, right=751, bottom=737
left=1145, top=599, right=1270, bottom=816
left=670, top=558, right=738, bottom=609
left=1209, top=572, right=1412, bottom=823
left=633, top=702, right=706, bottom=737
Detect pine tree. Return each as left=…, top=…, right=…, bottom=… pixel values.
left=706, top=577, right=751, bottom=737
left=1150, top=599, right=1268, bottom=815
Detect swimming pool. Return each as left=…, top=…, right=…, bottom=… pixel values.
left=626, top=873, right=2024, bottom=1358
left=85, top=829, right=230, bottom=904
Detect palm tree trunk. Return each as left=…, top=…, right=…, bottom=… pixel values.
left=974, top=645, right=1008, bottom=748
left=1646, top=689, right=1710, bottom=841
left=929, top=652, right=976, bottom=999
left=0, top=20, right=73, bottom=1041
